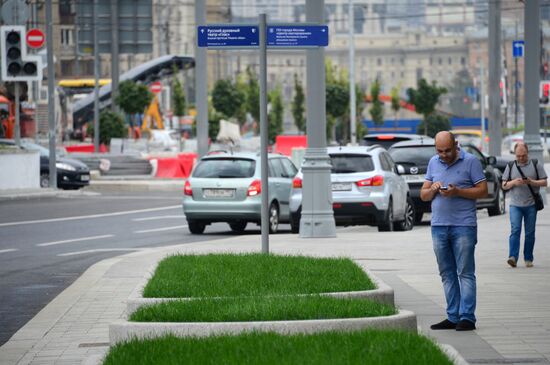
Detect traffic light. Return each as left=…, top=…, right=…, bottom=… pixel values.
left=540, top=81, right=550, bottom=107
left=0, top=26, right=43, bottom=82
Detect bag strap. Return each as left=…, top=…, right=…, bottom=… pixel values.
left=532, top=159, right=540, bottom=180
left=515, top=161, right=539, bottom=201
left=506, top=161, right=515, bottom=181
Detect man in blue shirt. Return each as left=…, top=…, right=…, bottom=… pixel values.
left=421, top=131, right=488, bottom=331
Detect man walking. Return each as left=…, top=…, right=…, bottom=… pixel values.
left=421, top=131, right=488, bottom=331
left=502, top=142, right=547, bottom=268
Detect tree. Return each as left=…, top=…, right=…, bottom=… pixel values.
left=390, top=85, right=401, bottom=128
left=212, top=79, right=245, bottom=120
left=416, top=114, right=451, bottom=138
left=245, top=67, right=260, bottom=123
left=369, top=79, right=384, bottom=126
left=355, top=84, right=366, bottom=140
left=447, top=69, right=476, bottom=118
left=292, top=74, right=306, bottom=133
left=87, top=110, right=126, bottom=146
left=268, top=86, right=284, bottom=143
left=325, top=59, right=349, bottom=142
left=407, top=79, right=447, bottom=135
left=115, top=80, right=154, bottom=115
left=172, top=78, right=186, bottom=118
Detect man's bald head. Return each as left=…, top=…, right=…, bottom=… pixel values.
left=434, top=131, right=458, bottom=164
left=514, top=142, right=529, bottom=165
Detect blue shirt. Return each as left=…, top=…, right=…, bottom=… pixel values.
left=425, top=149, right=486, bottom=226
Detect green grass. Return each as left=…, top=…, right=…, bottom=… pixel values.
left=142, top=253, right=375, bottom=298
left=130, top=296, right=396, bottom=322
left=103, top=330, right=453, bottom=365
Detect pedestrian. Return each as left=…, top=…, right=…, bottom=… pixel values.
left=501, top=142, right=547, bottom=268
left=420, top=131, right=488, bottom=331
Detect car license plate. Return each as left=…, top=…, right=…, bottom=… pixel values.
left=332, top=182, right=352, bottom=191
left=404, top=174, right=425, bottom=183
left=203, top=188, right=235, bottom=198
left=81, top=175, right=90, bottom=181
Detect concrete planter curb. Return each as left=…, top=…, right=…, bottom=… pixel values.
left=439, top=344, right=470, bottom=365
left=125, top=260, right=395, bottom=315
left=109, top=309, right=417, bottom=345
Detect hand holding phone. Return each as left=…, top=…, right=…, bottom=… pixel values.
left=439, top=186, right=449, bottom=191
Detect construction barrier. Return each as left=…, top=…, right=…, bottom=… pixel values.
left=275, top=135, right=307, bottom=156
left=152, top=153, right=198, bottom=178
left=65, top=144, right=108, bottom=153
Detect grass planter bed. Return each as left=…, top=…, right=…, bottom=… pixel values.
left=126, top=253, right=394, bottom=314
left=105, top=330, right=452, bottom=365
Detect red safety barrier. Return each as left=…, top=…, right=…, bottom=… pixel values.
left=65, top=143, right=107, bottom=153
left=178, top=153, right=197, bottom=178
left=155, top=157, right=185, bottom=178
left=274, top=135, right=307, bottom=156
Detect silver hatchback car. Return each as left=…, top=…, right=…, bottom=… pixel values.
left=182, top=151, right=298, bottom=234
left=289, top=145, right=414, bottom=232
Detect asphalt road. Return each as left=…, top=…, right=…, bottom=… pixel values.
left=0, top=191, right=293, bottom=346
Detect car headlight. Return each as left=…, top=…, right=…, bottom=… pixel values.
left=56, top=162, right=76, bottom=171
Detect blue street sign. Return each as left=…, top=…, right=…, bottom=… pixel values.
left=513, top=40, right=524, bottom=58
left=465, top=87, right=478, bottom=98
left=198, top=25, right=258, bottom=48
left=267, top=25, right=328, bottom=47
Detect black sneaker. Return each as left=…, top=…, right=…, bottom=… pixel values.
left=430, top=319, right=457, bottom=330
left=456, top=320, right=476, bottom=331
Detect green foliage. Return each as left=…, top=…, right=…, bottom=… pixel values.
left=268, top=86, right=284, bottom=144
left=292, top=74, right=306, bottom=133
left=212, top=79, right=245, bottom=119
left=172, top=77, right=186, bottom=117
left=86, top=110, right=126, bottom=146
left=447, top=69, right=476, bottom=118
left=355, top=84, right=366, bottom=139
left=369, top=79, right=384, bottom=126
left=390, top=86, right=401, bottom=116
left=407, top=78, right=447, bottom=135
left=245, top=67, right=260, bottom=123
left=416, top=114, right=451, bottom=138
left=115, top=80, right=153, bottom=115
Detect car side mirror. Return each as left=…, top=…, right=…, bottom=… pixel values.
left=396, top=164, right=405, bottom=175
left=487, top=156, right=497, bottom=166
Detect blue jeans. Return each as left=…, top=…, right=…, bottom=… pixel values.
left=509, top=205, right=537, bottom=262
left=432, top=226, right=477, bottom=324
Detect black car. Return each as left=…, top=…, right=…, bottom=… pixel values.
left=0, top=139, right=90, bottom=189
left=388, top=139, right=506, bottom=223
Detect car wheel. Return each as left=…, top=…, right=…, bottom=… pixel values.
left=414, top=212, right=424, bottom=224
left=488, top=186, right=506, bottom=216
left=378, top=198, right=394, bottom=232
left=269, top=203, right=279, bottom=234
left=187, top=219, right=206, bottom=234
left=40, top=173, right=49, bottom=188
left=229, top=221, right=247, bottom=233
left=395, top=197, right=415, bottom=231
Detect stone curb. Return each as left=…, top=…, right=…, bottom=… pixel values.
left=109, top=309, right=417, bottom=345
left=124, top=260, right=395, bottom=315
left=439, top=344, right=470, bottom=365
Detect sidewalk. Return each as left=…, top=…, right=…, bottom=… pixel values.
left=1, top=198, right=549, bottom=365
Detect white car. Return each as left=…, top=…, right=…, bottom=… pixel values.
left=289, top=145, right=414, bottom=233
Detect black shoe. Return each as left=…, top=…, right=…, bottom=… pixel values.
left=456, top=320, right=476, bottom=331
left=430, top=319, right=457, bottom=330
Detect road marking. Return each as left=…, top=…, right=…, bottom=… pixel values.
left=57, top=248, right=144, bottom=257
left=36, top=234, right=114, bottom=247
left=0, top=205, right=181, bottom=227
left=0, top=249, right=18, bottom=254
left=133, top=215, right=184, bottom=222
left=134, top=225, right=188, bottom=234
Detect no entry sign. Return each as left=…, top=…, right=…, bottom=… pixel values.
left=150, top=81, right=162, bottom=94
left=26, top=28, right=45, bottom=49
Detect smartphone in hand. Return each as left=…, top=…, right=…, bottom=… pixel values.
left=439, top=186, right=449, bottom=191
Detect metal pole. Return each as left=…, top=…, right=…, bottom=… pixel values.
left=488, top=0, right=502, bottom=156
left=32, top=0, right=39, bottom=142
left=74, top=0, right=80, bottom=76
left=93, top=0, right=100, bottom=153
left=14, top=82, right=20, bottom=146
left=195, top=0, right=208, bottom=157
left=514, top=20, right=519, bottom=129
left=524, top=0, right=545, bottom=202
left=46, top=0, right=57, bottom=189
left=348, top=0, right=356, bottom=145
left=111, top=0, right=119, bottom=113
left=300, top=0, right=336, bottom=238
left=480, top=62, right=486, bottom=152
left=259, top=14, right=269, bottom=253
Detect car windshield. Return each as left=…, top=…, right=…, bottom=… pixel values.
left=329, top=154, right=374, bottom=173
left=389, top=146, right=435, bottom=166
left=192, top=158, right=256, bottom=178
